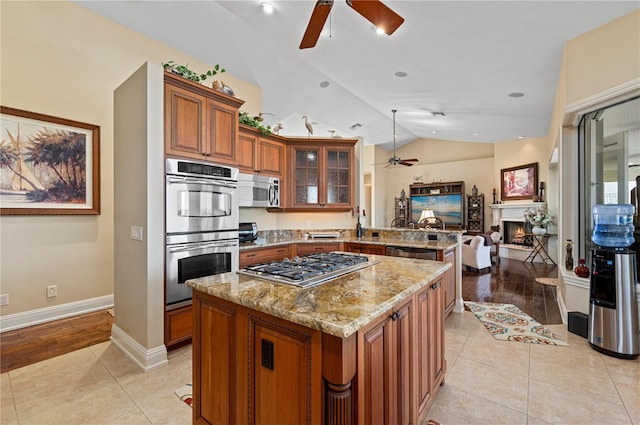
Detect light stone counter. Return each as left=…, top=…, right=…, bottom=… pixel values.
left=187, top=254, right=451, bottom=338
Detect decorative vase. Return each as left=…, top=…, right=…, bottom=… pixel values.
left=565, top=240, right=574, bottom=271
left=471, top=185, right=478, bottom=196
left=574, top=258, right=590, bottom=278
left=532, top=225, right=546, bottom=235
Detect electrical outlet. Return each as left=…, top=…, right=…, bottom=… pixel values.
left=47, top=285, right=58, bottom=298
left=130, top=225, right=143, bottom=241
left=0, top=294, right=8, bottom=306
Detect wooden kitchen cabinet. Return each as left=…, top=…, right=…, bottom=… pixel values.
left=239, top=244, right=293, bottom=267
left=296, top=242, right=342, bottom=256
left=164, top=72, right=244, bottom=165
left=344, top=242, right=386, bottom=255
left=437, top=248, right=457, bottom=316
left=415, top=278, right=446, bottom=420
left=164, top=305, right=192, bottom=348
left=358, top=298, right=413, bottom=424
left=237, top=125, right=285, bottom=178
left=193, top=291, right=323, bottom=425
left=278, top=138, right=356, bottom=211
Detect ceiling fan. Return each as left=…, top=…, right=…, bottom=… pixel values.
left=300, top=0, right=404, bottom=49
left=377, top=109, right=419, bottom=167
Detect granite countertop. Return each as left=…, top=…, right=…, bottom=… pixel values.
left=240, top=235, right=459, bottom=251
left=187, top=255, right=451, bottom=338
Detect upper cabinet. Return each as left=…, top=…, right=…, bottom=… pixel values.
left=280, top=138, right=357, bottom=212
left=164, top=72, right=244, bottom=165
left=237, top=125, right=285, bottom=178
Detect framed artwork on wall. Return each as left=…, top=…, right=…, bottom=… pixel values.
left=0, top=106, right=100, bottom=215
left=501, top=162, right=538, bottom=201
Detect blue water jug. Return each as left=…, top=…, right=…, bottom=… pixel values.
left=591, top=204, right=635, bottom=247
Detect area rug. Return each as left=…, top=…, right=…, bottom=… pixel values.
left=464, top=301, right=568, bottom=346
left=174, top=383, right=193, bottom=407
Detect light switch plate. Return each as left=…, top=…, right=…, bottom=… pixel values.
left=130, top=226, right=143, bottom=241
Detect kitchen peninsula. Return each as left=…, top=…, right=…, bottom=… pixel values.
left=187, top=254, right=451, bottom=425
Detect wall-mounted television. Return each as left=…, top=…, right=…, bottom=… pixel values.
left=410, top=193, right=464, bottom=228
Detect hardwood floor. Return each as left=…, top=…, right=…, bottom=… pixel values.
left=0, top=258, right=562, bottom=374
left=462, top=258, right=562, bottom=325
left=0, top=309, right=114, bottom=374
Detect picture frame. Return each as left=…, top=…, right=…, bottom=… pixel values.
left=0, top=106, right=100, bottom=215
left=501, top=162, right=538, bottom=201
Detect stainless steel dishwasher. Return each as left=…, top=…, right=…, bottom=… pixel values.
left=385, top=246, right=437, bottom=260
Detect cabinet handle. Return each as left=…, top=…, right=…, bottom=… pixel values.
left=431, top=282, right=441, bottom=290
left=391, top=311, right=399, bottom=321
left=246, top=253, right=257, bottom=258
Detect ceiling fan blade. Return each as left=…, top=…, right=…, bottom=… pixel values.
left=346, top=0, right=404, bottom=35
left=300, top=0, right=334, bottom=49
left=402, top=158, right=418, bottom=162
left=399, top=161, right=415, bottom=167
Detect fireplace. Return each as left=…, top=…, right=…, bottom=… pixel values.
left=503, top=220, right=533, bottom=247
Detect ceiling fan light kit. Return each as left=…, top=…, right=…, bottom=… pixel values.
left=300, top=0, right=404, bottom=49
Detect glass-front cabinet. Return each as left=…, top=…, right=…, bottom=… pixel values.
left=285, top=139, right=356, bottom=211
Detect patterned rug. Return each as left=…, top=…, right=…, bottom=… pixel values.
left=464, top=301, right=568, bottom=346
left=174, top=383, right=192, bottom=407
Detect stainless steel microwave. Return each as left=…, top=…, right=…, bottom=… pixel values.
left=238, top=173, right=279, bottom=208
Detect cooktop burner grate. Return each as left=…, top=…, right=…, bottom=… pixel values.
left=238, top=252, right=377, bottom=287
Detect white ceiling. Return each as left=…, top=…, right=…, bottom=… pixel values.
left=75, top=0, right=639, bottom=150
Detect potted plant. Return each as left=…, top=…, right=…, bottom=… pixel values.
left=239, top=111, right=272, bottom=136
left=162, top=61, right=225, bottom=84
left=524, top=206, right=556, bottom=235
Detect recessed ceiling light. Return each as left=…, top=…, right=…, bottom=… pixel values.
left=517, top=135, right=525, bottom=139
left=260, top=2, right=274, bottom=14
left=319, top=81, right=330, bottom=88
left=394, top=71, right=408, bottom=78
left=432, top=130, right=438, bottom=134
left=509, top=92, right=525, bottom=98
left=473, top=132, right=480, bottom=136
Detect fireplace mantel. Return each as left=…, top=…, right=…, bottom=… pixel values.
left=490, top=202, right=547, bottom=226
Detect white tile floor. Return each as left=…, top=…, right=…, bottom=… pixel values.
left=1, top=311, right=638, bottom=425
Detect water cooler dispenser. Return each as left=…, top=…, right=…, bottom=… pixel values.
left=589, top=204, right=639, bottom=359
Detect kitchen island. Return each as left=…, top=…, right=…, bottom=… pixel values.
left=187, top=254, right=451, bottom=425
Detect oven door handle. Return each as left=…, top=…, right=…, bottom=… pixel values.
left=167, top=175, right=237, bottom=188
left=168, top=241, right=238, bottom=253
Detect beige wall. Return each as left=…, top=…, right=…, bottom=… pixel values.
left=564, top=11, right=640, bottom=106
left=493, top=137, right=552, bottom=204
left=0, top=1, right=260, bottom=316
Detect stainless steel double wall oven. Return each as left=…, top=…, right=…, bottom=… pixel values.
left=165, top=158, right=239, bottom=310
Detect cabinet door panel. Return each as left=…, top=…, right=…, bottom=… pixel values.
left=237, top=131, right=257, bottom=172
left=165, top=84, right=204, bottom=158
left=252, top=319, right=316, bottom=425
left=394, top=302, right=412, bottom=425
left=206, top=100, right=236, bottom=164
left=415, top=288, right=432, bottom=414
left=196, top=298, right=237, bottom=425
left=361, top=321, right=389, bottom=425
left=258, top=139, right=284, bottom=177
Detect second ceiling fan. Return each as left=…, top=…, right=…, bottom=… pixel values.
left=386, top=109, right=418, bottom=167
left=300, top=0, right=404, bottom=49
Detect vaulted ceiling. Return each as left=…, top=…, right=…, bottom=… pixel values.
left=75, top=1, right=639, bottom=150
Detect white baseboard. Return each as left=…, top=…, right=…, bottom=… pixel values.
left=110, top=324, right=168, bottom=372
left=0, top=295, right=114, bottom=333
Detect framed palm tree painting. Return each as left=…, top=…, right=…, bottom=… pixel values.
left=0, top=106, right=100, bottom=215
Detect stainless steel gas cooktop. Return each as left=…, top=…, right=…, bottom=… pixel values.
left=237, top=252, right=378, bottom=288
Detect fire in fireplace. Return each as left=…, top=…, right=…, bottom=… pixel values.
left=503, top=221, right=533, bottom=246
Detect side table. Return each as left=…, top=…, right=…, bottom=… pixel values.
left=523, top=233, right=556, bottom=265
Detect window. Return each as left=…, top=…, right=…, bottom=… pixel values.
left=576, top=96, right=640, bottom=260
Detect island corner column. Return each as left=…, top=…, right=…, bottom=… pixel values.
left=453, top=232, right=465, bottom=313
left=322, top=332, right=357, bottom=425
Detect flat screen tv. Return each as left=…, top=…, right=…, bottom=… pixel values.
left=410, top=194, right=464, bottom=227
